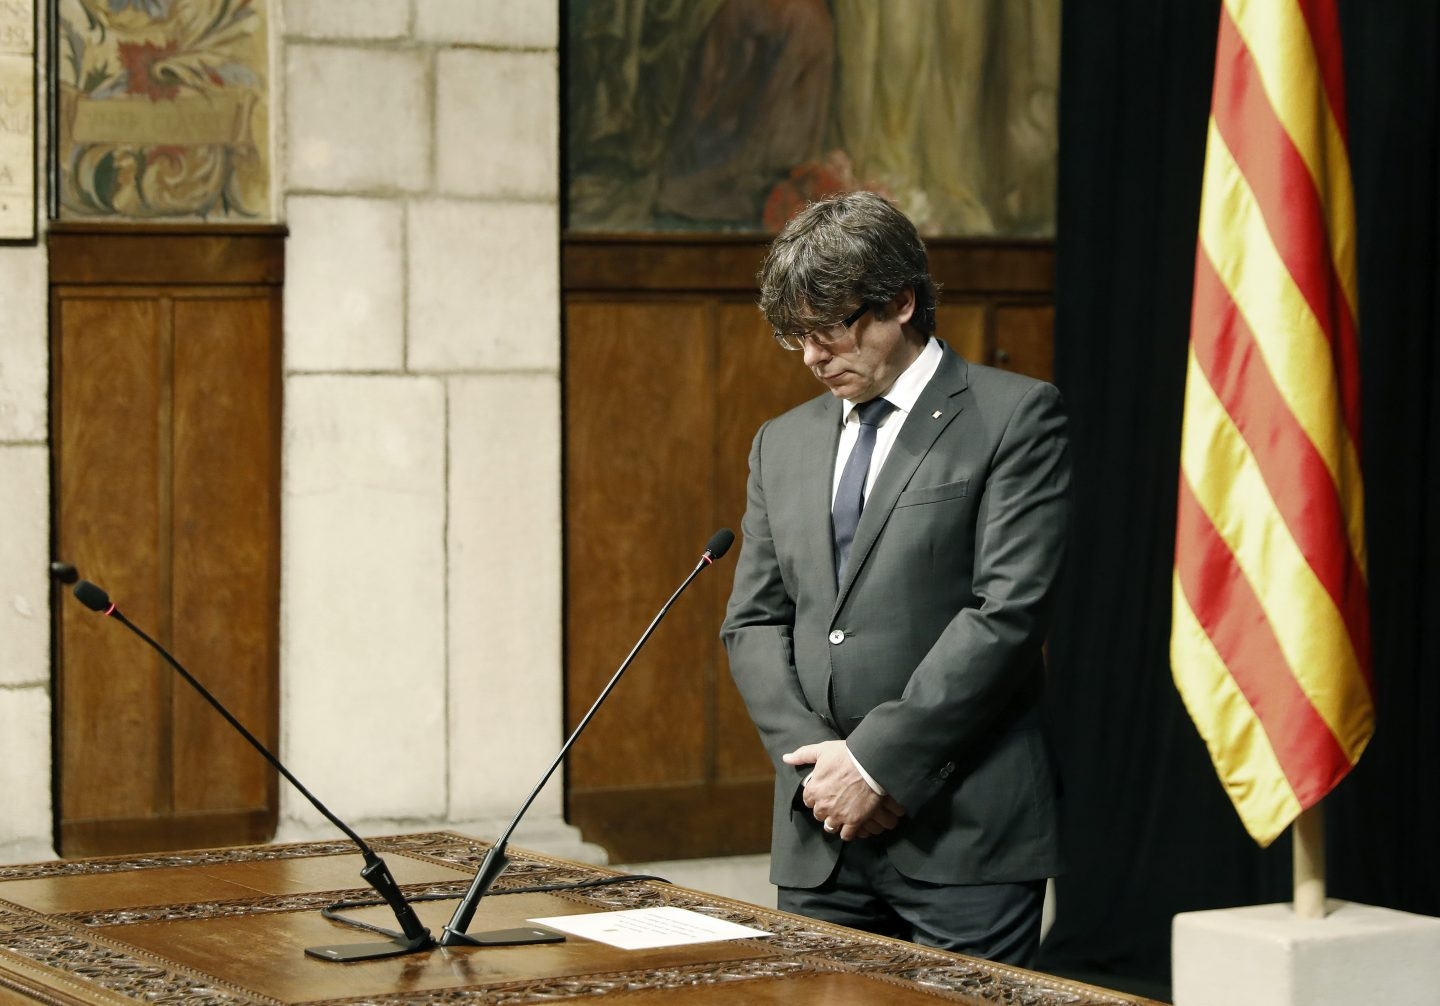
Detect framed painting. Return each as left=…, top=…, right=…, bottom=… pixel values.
left=53, top=0, right=271, bottom=221
left=565, top=0, right=1059, bottom=236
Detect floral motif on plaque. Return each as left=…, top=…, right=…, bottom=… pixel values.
left=56, top=0, right=270, bottom=219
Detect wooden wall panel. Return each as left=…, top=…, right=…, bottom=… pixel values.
left=171, top=295, right=281, bottom=819
left=51, top=226, right=284, bottom=857
left=565, top=299, right=715, bottom=790
left=56, top=296, right=170, bottom=825
left=935, top=303, right=989, bottom=365
left=565, top=294, right=810, bottom=861
left=994, top=304, right=1056, bottom=380
left=562, top=236, right=1054, bottom=863
left=565, top=298, right=781, bottom=861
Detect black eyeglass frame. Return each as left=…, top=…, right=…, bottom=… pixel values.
left=773, top=303, right=872, bottom=351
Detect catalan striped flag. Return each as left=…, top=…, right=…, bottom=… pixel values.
left=1171, top=0, right=1373, bottom=847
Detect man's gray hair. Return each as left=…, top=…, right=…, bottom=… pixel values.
left=758, top=191, right=939, bottom=338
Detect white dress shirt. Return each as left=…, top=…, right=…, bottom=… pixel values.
left=831, top=336, right=944, bottom=505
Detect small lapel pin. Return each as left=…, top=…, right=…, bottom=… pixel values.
left=932, top=410, right=943, bottom=419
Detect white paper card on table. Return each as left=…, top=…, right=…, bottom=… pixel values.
left=527, top=906, right=772, bottom=950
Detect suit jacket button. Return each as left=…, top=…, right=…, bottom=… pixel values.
left=938, top=762, right=955, bottom=779
left=828, top=629, right=846, bottom=644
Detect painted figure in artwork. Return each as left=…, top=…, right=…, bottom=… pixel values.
left=567, top=0, right=1058, bottom=235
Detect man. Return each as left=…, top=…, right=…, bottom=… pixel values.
left=721, top=191, right=1070, bottom=966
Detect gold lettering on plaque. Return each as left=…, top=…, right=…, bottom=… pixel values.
left=0, top=31, right=32, bottom=235
left=0, top=0, right=32, bottom=238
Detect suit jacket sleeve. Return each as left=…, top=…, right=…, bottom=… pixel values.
left=721, top=421, right=840, bottom=792
left=846, top=379, right=1071, bottom=813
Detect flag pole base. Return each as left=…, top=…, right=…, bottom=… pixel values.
left=1172, top=901, right=1440, bottom=1006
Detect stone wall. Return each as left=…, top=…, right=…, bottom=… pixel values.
left=277, top=1, right=574, bottom=852
left=0, top=7, right=51, bottom=863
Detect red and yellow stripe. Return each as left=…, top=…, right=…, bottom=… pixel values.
left=1172, top=0, right=1373, bottom=847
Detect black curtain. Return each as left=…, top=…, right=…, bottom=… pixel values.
left=1039, top=1, right=1440, bottom=998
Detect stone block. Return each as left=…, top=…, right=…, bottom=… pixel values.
left=446, top=374, right=562, bottom=820
left=407, top=200, right=559, bottom=372
left=286, top=45, right=429, bottom=193
left=0, top=687, right=52, bottom=856
left=436, top=49, right=558, bottom=201
left=284, top=0, right=410, bottom=41
left=1174, top=900, right=1440, bottom=1006
left=282, top=375, right=447, bottom=825
left=285, top=196, right=405, bottom=371
left=416, top=0, right=557, bottom=48
left=0, top=249, right=48, bottom=442
left=0, top=447, right=48, bottom=687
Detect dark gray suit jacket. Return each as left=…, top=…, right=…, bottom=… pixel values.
left=721, top=342, right=1070, bottom=888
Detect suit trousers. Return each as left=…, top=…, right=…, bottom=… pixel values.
left=777, top=838, right=1046, bottom=967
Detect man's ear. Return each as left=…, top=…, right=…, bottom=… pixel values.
left=885, top=286, right=917, bottom=326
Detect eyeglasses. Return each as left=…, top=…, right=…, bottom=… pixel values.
left=773, top=304, right=871, bottom=351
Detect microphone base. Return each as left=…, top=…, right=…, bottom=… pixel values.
left=438, top=926, right=566, bottom=948
left=304, top=934, right=435, bottom=963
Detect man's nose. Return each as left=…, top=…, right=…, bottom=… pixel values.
left=802, top=338, right=831, bottom=366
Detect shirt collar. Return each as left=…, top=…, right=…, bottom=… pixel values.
left=841, top=336, right=943, bottom=423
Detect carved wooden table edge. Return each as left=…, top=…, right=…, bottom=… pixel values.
left=0, top=892, right=274, bottom=1006
left=0, top=832, right=1164, bottom=1006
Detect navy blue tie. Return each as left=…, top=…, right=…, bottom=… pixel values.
left=833, top=397, right=896, bottom=581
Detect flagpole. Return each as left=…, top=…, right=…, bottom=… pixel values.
left=1293, top=804, right=1326, bottom=919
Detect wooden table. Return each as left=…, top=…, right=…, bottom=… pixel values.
left=0, top=832, right=1160, bottom=1005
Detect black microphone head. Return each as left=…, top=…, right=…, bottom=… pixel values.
left=705, top=528, right=735, bottom=561
left=50, top=561, right=79, bottom=585
left=74, top=580, right=113, bottom=613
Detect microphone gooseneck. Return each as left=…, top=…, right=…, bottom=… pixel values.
left=67, top=579, right=434, bottom=963
left=438, top=529, right=736, bottom=947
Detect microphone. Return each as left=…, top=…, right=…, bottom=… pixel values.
left=438, top=528, right=735, bottom=947
left=66, top=576, right=435, bottom=963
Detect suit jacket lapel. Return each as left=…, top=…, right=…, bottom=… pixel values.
left=796, top=394, right=843, bottom=612
left=835, top=345, right=970, bottom=611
